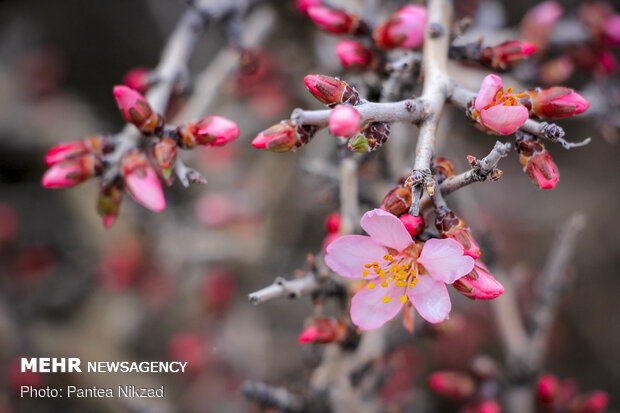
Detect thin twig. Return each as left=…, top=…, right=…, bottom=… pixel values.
left=248, top=273, right=318, bottom=304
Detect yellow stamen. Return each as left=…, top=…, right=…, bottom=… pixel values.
left=372, top=262, right=379, bottom=267
left=382, top=296, right=391, bottom=303
left=364, top=264, right=372, bottom=268
left=367, top=282, right=375, bottom=289
left=383, top=254, right=393, bottom=261
left=506, top=87, right=513, bottom=94
left=381, top=280, right=388, bottom=288
left=400, top=295, right=407, bottom=303
left=516, top=92, right=526, bottom=98
left=379, top=270, right=386, bottom=278
left=374, top=267, right=382, bottom=274
left=362, top=269, right=370, bottom=277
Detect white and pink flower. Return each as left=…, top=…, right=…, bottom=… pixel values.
left=473, top=74, right=530, bottom=135
left=325, top=209, right=474, bottom=330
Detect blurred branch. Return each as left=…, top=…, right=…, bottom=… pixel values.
left=242, top=381, right=307, bottom=413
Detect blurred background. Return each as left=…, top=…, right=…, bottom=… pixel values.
left=0, top=0, right=618, bottom=412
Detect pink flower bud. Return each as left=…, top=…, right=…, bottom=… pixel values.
left=435, top=207, right=482, bottom=259
left=605, top=15, right=620, bottom=46
left=325, top=212, right=341, bottom=233
left=122, top=67, right=151, bottom=94
left=113, top=85, right=162, bottom=134
left=537, top=374, right=559, bottom=405
left=42, top=154, right=99, bottom=188
left=373, top=5, right=427, bottom=50
left=515, top=133, right=559, bottom=189
left=329, top=105, right=361, bottom=137
left=97, top=184, right=123, bottom=229
left=304, top=74, right=360, bottom=107
left=178, top=116, right=240, bottom=148
left=399, top=214, right=425, bottom=237
left=252, top=120, right=317, bottom=152
left=45, top=136, right=113, bottom=166
left=573, top=391, right=610, bottom=413
left=298, top=318, right=345, bottom=344
left=307, top=6, right=365, bottom=35
left=476, top=400, right=502, bottom=413
left=520, top=1, right=563, bottom=51
left=335, top=40, right=375, bottom=71
left=121, top=150, right=166, bottom=212
left=479, top=41, right=536, bottom=71
left=472, top=74, right=529, bottom=135
left=428, top=371, right=475, bottom=400
left=296, top=0, right=321, bottom=15
left=453, top=261, right=504, bottom=300
left=381, top=186, right=412, bottom=216
left=526, top=87, right=589, bottom=119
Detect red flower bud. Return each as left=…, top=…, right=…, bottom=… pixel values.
left=113, top=85, right=163, bottom=134
left=42, top=154, right=100, bottom=188
left=526, top=87, right=589, bottom=119
left=45, top=136, right=114, bottom=167
left=537, top=374, right=560, bottom=406
left=475, top=400, right=502, bottom=413
left=122, top=67, right=151, bottom=94
left=178, top=116, right=240, bottom=148
left=572, top=391, right=610, bottom=413
left=296, top=0, right=322, bottom=15
left=153, top=137, right=178, bottom=184
left=479, top=41, right=536, bottom=71
left=303, top=74, right=360, bottom=107
left=307, top=6, right=366, bottom=35
left=325, top=212, right=341, bottom=233
left=453, top=260, right=504, bottom=300
left=335, top=40, right=376, bottom=71
left=97, top=184, right=123, bottom=229
left=120, top=150, right=166, bottom=212
left=329, top=105, right=361, bottom=137
left=428, top=371, right=475, bottom=400
left=381, top=186, right=412, bottom=216
left=605, top=15, right=620, bottom=46
left=298, top=318, right=346, bottom=344
left=373, top=5, right=427, bottom=50
left=252, top=120, right=318, bottom=152
left=435, top=207, right=481, bottom=259
left=515, top=133, right=559, bottom=189
left=399, top=214, right=425, bottom=237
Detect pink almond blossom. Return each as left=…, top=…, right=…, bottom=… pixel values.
left=473, top=74, right=529, bottom=135
left=325, top=209, right=474, bottom=330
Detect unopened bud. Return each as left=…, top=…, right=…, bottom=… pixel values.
left=97, top=184, right=123, bottom=229
left=42, top=154, right=100, bottom=188
left=476, top=400, right=502, bottom=413
left=335, top=40, right=376, bottom=71
left=113, top=85, right=163, bottom=134
left=526, top=87, right=589, bottom=119
left=178, top=115, right=240, bottom=148
left=428, top=371, right=475, bottom=400
left=325, top=212, right=341, bottom=233
left=252, top=120, right=318, bottom=152
left=536, top=374, right=559, bottom=406
left=520, top=1, right=563, bottom=51
left=296, top=0, right=322, bottom=15
left=373, top=5, right=427, bottom=50
left=307, top=6, right=367, bottom=35
left=515, top=133, right=559, bottom=189
left=572, top=391, right=610, bottom=413
left=381, top=186, right=412, bottom=217
left=303, top=74, right=360, bottom=107
left=348, top=122, right=391, bottom=152
left=605, top=15, right=620, bottom=46
left=479, top=41, right=536, bottom=71
left=433, top=157, right=455, bottom=184
left=329, top=105, right=361, bottom=137
left=399, top=214, right=425, bottom=236
left=435, top=207, right=481, bottom=259
left=45, top=136, right=112, bottom=166
left=153, top=138, right=177, bottom=184
left=121, top=150, right=166, bottom=212
left=298, top=318, right=346, bottom=344
left=453, top=260, right=504, bottom=300
left=122, top=67, right=151, bottom=94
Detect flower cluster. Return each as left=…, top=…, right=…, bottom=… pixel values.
left=42, top=86, right=239, bottom=227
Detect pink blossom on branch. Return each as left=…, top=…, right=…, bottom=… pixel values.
left=325, top=209, right=474, bottom=330
left=472, top=74, right=529, bottom=135
left=122, top=67, right=151, bottom=94
left=329, top=105, right=360, bottom=137
left=112, top=85, right=163, bottom=134
left=373, top=5, right=427, bottom=50
left=120, top=150, right=166, bottom=212
left=177, top=116, right=240, bottom=148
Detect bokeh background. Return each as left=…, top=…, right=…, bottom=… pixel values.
left=0, top=0, right=618, bottom=412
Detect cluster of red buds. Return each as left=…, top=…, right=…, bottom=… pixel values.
left=515, top=132, right=559, bottom=189
left=42, top=85, right=240, bottom=228
left=537, top=374, right=609, bottom=413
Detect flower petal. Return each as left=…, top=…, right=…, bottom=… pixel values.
left=408, top=276, right=451, bottom=323
left=360, top=208, right=413, bottom=251
left=350, top=281, right=404, bottom=330
left=480, top=104, right=529, bottom=135
left=418, top=238, right=475, bottom=284
left=325, top=235, right=387, bottom=278
left=475, top=74, right=503, bottom=111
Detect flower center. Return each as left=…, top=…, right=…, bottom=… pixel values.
left=363, top=253, right=419, bottom=304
